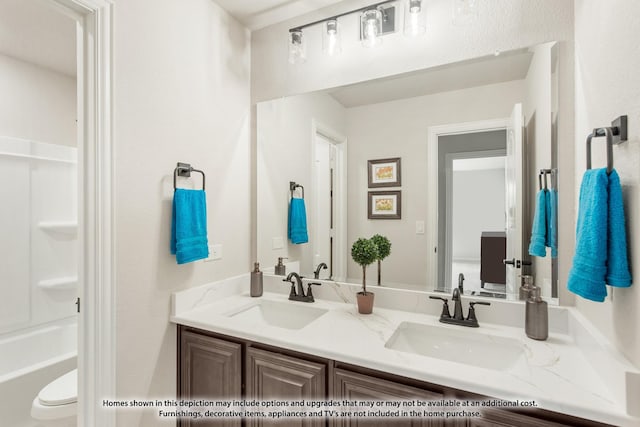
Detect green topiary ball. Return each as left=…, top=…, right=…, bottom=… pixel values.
left=351, top=238, right=378, bottom=267
left=371, top=234, right=391, bottom=261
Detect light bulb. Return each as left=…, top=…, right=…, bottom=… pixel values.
left=288, top=30, right=306, bottom=64
left=361, top=9, right=383, bottom=47
left=323, top=19, right=341, bottom=56
left=404, top=0, right=426, bottom=37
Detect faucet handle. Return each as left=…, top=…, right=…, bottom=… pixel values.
left=467, top=301, right=491, bottom=323
left=282, top=277, right=297, bottom=297
left=306, top=282, right=321, bottom=299
left=429, top=296, right=451, bottom=319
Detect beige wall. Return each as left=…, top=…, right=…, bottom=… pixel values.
left=251, top=0, right=574, bottom=103
left=113, top=0, right=251, bottom=425
left=573, top=0, right=640, bottom=368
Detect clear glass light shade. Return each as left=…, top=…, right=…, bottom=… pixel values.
left=361, top=9, right=383, bottom=47
left=404, top=0, right=426, bottom=36
left=452, top=0, right=478, bottom=26
left=288, top=30, right=306, bottom=64
left=322, top=19, right=342, bottom=56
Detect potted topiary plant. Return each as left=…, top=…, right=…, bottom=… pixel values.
left=351, top=238, right=378, bottom=314
left=371, top=234, right=391, bottom=286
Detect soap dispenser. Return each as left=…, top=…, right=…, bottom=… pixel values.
left=519, top=275, right=534, bottom=301
left=250, top=262, right=263, bottom=297
left=274, top=257, right=287, bottom=276
left=525, top=285, right=548, bottom=341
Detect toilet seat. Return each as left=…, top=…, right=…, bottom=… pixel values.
left=39, top=369, right=77, bottom=406
left=31, top=369, right=78, bottom=422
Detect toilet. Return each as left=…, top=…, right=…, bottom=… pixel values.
left=31, top=369, right=77, bottom=427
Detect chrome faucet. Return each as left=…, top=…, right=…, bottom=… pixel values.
left=283, top=272, right=320, bottom=303
left=314, top=263, right=328, bottom=279
left=429, top=288, right=491, bottom=328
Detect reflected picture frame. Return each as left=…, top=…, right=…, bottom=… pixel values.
left=367, top=157, right=401, bottom=188
left=368, top=191, right=401, bottom=219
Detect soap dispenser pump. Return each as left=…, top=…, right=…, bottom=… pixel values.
left=250, top=262, right=263, bottom=297
left=274, top=257, right=287, bottom=276
left=525, top=285, right=548, bottom=341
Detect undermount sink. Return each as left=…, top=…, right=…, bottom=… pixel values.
left=385, top=322, right=524, bottom=370
left=225, top=299, right=328, bottom=330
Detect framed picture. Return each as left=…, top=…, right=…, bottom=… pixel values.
left=368, top=191, right=401, bottom=220
left=368, top=157, right=401, bottom=188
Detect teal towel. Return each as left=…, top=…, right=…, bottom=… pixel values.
left=567, top=169, right=631, bottom=302
left=171, top=189, right=209, bottom=264
left=528, top=189, right=547, bottom=257
left=547, top=188, right=558, bottom=258
left=606, top=170, right=632, bottom=287
left=288, top=197, right=308, bottom=244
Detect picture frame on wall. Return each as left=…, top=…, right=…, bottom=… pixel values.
left=367, top=157, right=401, bottom=188
left=368, top=191, right=401, bottom=220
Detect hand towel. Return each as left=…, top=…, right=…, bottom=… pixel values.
left=171, top=188, right=209, bottom=264
left=567, top=168, right=631, bottom=302
left=547, top=188, right=558, bottom=258
left=288, top=197, right=308, bottom=244
left=605, top=170, right=631, bottom=287
left=528, top=189, right=547, bottom=257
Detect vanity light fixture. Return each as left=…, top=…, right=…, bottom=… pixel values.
left=322, top=19, right=341, bottom=56
left=361, top=8, right=384, bottom=47
left=288, top=29, right=306, bottom=64
left=404, top=0, right=427, bottom=37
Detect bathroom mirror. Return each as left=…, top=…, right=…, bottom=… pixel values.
left=257, top=42, right=559, bottom=301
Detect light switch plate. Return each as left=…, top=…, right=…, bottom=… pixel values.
left=416, top=221, right=425, bottom=234
left=272, top=236, right=284, bottom=249
left=205, top=244, right=223, bottom=261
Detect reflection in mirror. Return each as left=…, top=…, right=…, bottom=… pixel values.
left=257, top=42, right=559, bottom=301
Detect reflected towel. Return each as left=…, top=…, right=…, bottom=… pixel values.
left=528, top=189, right=547, bottom=257
left=567, top=168, right=631, bottom=302
left=288, top=197, right=308, bottom=244
left=547, top=188, right=558, bottom=258
left=171, top=189, right=209, bottom=264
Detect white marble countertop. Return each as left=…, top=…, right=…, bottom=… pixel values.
left=171, top=277, right=640, bottom=427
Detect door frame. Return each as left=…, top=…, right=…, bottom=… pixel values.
left=311, top=120, right=347, bottom=282
left=427, top=118, right=509, bottom=290
left=49, top=1, right=114, bottom=426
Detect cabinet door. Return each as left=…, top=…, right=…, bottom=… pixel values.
left=468, top=410, right=567, bottom=427
left=333, top=369, right=445, bottom=427
left=246, top=346, right=327, bottom=427
left=179, top=329, right=242, bottom=427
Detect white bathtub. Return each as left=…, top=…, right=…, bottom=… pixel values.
left=0, top=318, right=77, bottom=427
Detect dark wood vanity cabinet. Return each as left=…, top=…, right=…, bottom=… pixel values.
left=179, top=329, right=243, bottom=426
left=246, top=346, right=327, bottom=427
left=177, top=326, right=613, bottom=427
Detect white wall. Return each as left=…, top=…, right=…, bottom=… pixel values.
left=251, top=0, right=574, bottom=103
left=452, top=169, right=505, bottom=261
left=573, top=0, right=640, bottom=368
left=346, top=80, right=525, bottom=287
left=256, top=92, right=346, bottom=275
left=113, top=0, right=251, bottom=425
left=0, top=53, right=76, bottom=146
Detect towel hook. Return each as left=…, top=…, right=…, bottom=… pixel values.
left=174, top=162, right=206, bottom=191
left=586, top=115, right=628, bottom=175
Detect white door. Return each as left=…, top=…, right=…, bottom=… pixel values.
left=314, top=134, right=335, bottom=277
left=505, top=103, right=524, bottom=295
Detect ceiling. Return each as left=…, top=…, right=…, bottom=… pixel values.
left=214, top=0, right=347, bottom=30
left=0, top=0, right=76, bottom=77
left=327, top=48, right=534, bottom=108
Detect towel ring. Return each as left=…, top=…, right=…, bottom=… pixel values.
left=174, top=162, right=206, bottom=191
left=586, top=115, right=628, bottom=175
left=290, top=181, right=304, bottom=199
